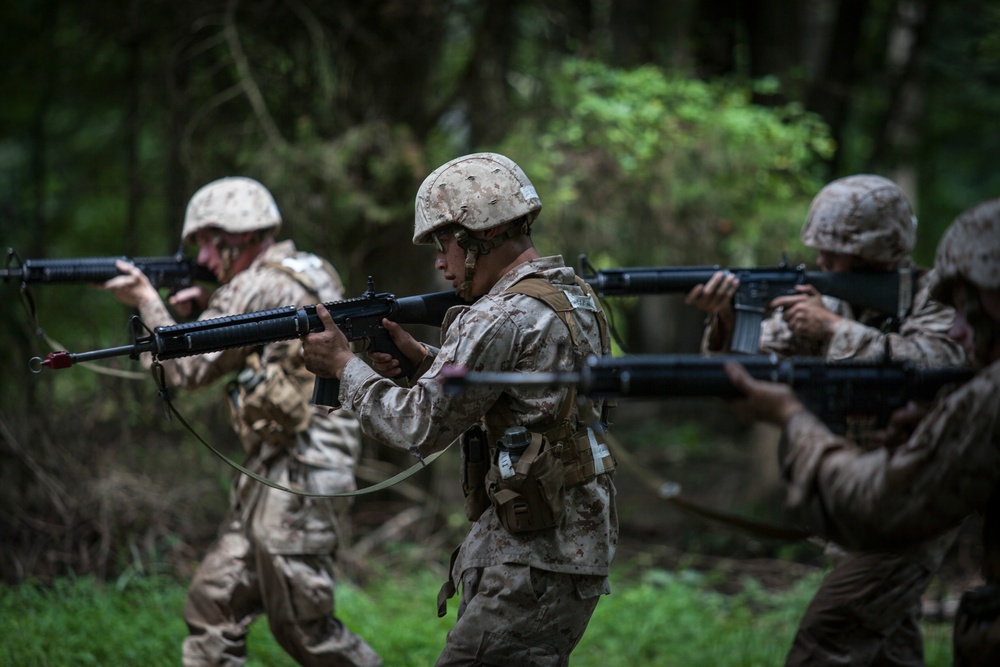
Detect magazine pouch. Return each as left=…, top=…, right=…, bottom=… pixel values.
left=486, top=431, right=565, bottom=534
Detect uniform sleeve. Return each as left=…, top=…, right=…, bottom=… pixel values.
left=826, top=275, right=966, bottom=367
left=781, top=365, right=1000, bottom=550
left=702, top=309, right=819, bottom=356
left=341, top=303, right=518, bottom=459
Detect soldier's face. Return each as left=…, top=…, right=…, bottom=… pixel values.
left=193, top=228, right=257, bottom=283
left=816, top=250, right=885, bottom=273
left=949, top=284, right=1000, bottom=366
left=816, top=251, right=855, bottom=273
left=433, top=229, right=464, bottom=288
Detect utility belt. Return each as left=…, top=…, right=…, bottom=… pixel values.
left=460, top=420, right=616, bottom=534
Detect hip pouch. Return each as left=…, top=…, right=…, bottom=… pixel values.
left=562, top=426, right=617, bottom=488
left=486, top=431, right=566, bottom=534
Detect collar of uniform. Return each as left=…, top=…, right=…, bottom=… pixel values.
left=249, top=239, right=297, bottom=269
left=487, top=255, right=570, bottom=297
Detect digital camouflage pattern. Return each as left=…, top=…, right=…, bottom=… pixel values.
left=137, top=240, right=379, bottom=667
left=932, top=198, right=1000, bottom=297
left=699, top=248, right=966, bottom=665
left=182, top=176, right=283, bottom=242
left=781, top=358, right=999, bottom=554
left=800, top=175, right=917, bottom=266
left=338, top=255, right=617, bottom=662
left=413, top=152, right=542, bottom=244
left=780, top=196, right=1000, bottom=555
left=340, top=256, right=616, bottom=575
left=759, top=267, right=966, bottom=368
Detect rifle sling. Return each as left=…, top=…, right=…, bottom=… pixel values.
left=17, top=283, right=148, bottom=380
left=153, top=363, right=447, bottom=498
left=606, top=431, right=812, bottom=541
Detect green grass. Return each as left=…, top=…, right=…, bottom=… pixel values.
left=0, top=563, right=953, bottom=666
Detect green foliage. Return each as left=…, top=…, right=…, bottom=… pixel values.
left=501, top=58, right=835, bottom=269
left=914, top=0, right=1000, bottom=264
left=0, top=565, right=954, bottom=667
left=1, top=575, right=187, bottom=666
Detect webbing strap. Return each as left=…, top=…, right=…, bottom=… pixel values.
left=152, top=362, right=448, bottom=498
left=504, top=277, right=609, bottom=425
left=16, top=283, right=148, bottom=380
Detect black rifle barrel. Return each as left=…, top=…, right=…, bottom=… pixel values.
left=582, top=264, right=908, bottom=318
left=1, top=253, right=215, bottom=287
left=575, top=354, right=972, bottom=399
left=443, top=354, right=973, bottom=401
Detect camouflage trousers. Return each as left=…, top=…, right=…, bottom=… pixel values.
left=784, top=543, right=949, bottom=667
left=435, top=563, right=608, bottom=667
left=181, top=525, right=381, bottom=667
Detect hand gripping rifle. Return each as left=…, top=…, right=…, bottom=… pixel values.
left=2, top=247, right=216, bottom=290
left=578, top=255, right=914, bottom=354
left=442, top=353, right=973, bottom=436
left=31, top=278, right=465, bottom=409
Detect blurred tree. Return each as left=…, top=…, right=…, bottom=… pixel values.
left=1, top=0, right=997, bottom=582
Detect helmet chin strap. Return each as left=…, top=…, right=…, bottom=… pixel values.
left=457, top=248, right=478, bottom=301
left=453, top=219, right=531, bottom=299
left=214, top=231, right=266, bottom=282
left=217, top=245, right=241, bottom=282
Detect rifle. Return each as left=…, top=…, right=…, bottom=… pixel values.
left=441, top=353, right=973, bottom=436
left=2, top=247, right=216, bottom=290
left=578, top=255, right=914, bottom=354
left=31, top=278, right=465, bottom=409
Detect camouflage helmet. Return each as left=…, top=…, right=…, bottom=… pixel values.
left=182, top=176, right=282, bottom=243
left=413, top=153, right=542, bottom=245
left=930, top=197, right=1000, bottom=304
left=801, top=175, right=917, bottom=265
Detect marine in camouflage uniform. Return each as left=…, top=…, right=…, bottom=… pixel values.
left=301, top=153, right=618, bottom=666
left=689, top=175, right=967, bottom=667
left=723, top=198, right=1000, bottom=667
left=105, top=177, right=380, bottom=667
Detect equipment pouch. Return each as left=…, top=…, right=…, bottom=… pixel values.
left=563, top=426, right=617, bottom=488
left=461, top=425, right=491, bottom=522
left=227, top=350, right=313, bottom=449
left=486, top=432, right=566, bottom=534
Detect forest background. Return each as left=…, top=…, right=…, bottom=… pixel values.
left=0, top=0, right=998, bottom=633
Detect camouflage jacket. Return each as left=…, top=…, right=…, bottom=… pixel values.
left=339, top=255, right=619, bottom=577
left=781, top=358, right=1000, bottom=575
left=758, top=266, right=966, bottom=367
left=137, top=240, right=361, bottom=477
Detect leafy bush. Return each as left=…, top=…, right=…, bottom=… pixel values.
left=501, top=58, right=835, bottom=268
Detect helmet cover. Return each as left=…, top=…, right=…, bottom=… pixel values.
left=413, top=153, right=541, bottom=245
left=182, top=176, right=281, bottom=243
left=931, top=197, right=1000, bottom=304
left=801, top=174, right=916, bottom=265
